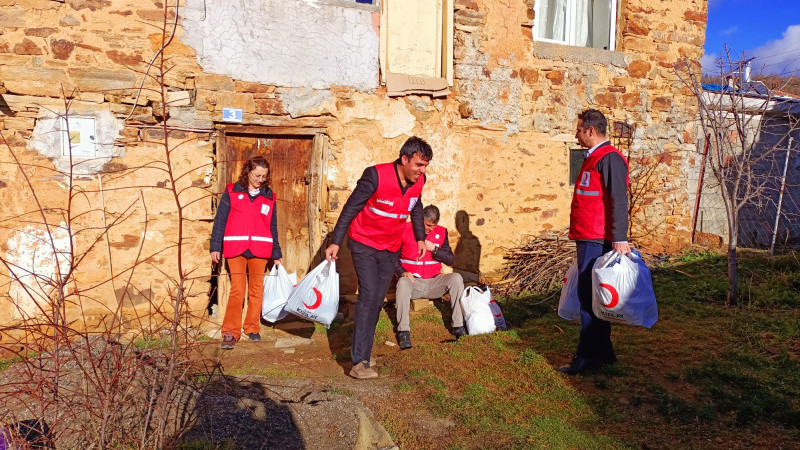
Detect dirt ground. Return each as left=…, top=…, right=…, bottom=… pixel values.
left=209, top=303, right=469, bottom=449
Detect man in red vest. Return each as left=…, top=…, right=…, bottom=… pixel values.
left=561, top=109, right=631, bottom=376
left=394, top=205, right=465, bottom=350
left=325, top=137, right=432, bottom=379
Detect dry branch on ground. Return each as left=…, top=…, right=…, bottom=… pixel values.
left=495, top=232, right=575, bottom=297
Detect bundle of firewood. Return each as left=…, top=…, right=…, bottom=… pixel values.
left=494, top=232, right=576, bottom=297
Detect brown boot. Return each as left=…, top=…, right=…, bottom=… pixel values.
left=349, top=361, right=378, bottom=380
left=221, top=333, right=236, bottom=350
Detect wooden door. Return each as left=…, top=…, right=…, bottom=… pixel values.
left=223, top=134, right=314, bottom=276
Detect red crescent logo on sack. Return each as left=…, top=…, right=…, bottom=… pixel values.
left=303, top=288, right=323, bottom=310
left=599, top=283, right=619, bottom=308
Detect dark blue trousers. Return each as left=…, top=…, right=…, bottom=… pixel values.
left=575, top=241, right=616, bottom=362
left=350, top=241, right=398, bottom=366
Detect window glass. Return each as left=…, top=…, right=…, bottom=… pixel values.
left=535, top=0, right=616, bottom=50
left=569, top=148, right=584, bottom=186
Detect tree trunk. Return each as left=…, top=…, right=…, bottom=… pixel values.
left=727, top=247, right=737, bottom=306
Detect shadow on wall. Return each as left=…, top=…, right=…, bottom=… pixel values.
left=453, top=210, right=482, bottom=284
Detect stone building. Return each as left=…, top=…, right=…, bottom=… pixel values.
left=0, top=0, right=707, bottom=327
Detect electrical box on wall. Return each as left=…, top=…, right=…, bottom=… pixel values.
left=60, top=117, right=97, bottom=158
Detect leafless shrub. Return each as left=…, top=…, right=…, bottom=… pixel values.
left=676, top=47, right=800, bottom=305
left=0, top=2, right=222, bottom=448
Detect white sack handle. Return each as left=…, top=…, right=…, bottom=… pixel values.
left=276, top=263, right=290, bottom=278
left=595, top=250, right=622, bottom=269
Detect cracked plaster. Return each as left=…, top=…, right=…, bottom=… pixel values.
left=276, top=88, right=334, bottom=118
left=181, top=0, right=379, bottom=90
left=335, top=94, right=416, bottom=139
left=6, top=223, right=72, bottom=320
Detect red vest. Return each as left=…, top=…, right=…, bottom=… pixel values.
left=349, top=163, right=425, bottom=251
left=569, top=143, right=630, bottom=241
left=222, top=183, right=276, bottom=258
left=399, top=222, right=447, bottom=278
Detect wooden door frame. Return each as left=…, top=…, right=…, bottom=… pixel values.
left=213, top=125, right=329, bottom=323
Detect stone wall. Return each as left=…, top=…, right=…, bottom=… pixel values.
left=0, top=0, right=706, bottom=327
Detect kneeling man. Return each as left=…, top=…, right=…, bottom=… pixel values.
left=395, top=205, right=466, bottom=349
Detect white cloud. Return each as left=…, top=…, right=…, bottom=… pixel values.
left=701, top=52, right=724, bottom=75
left=749, top=24, right=800, bottom=76
left=719, top=26, right=739, bottom=37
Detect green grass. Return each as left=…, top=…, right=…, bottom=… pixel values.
left=314, top=322, right=328, bottom=335
left=133, top=335, right=173, bottom=350
left=327, top=387, right=353, bottom=397
left=226, top=364, right=303, bottom=378
left=412, top=313, right=445, bottom=326
left=0, top=356, right=22, bottom=371
left=673, top=249, right=723, bottom=264
left=0, top=349, right=39, bottom=372
left=392, top=382, right=415, bottom=392
left=385, top=250, right=800, bottom=449
left=391, top=328, right=624, bottom=448
left=374, top=311, right=393, bottom=343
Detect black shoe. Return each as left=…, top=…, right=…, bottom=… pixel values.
left=246, top=333, right=261, bottom=342
left=559, top=356, right=599, bottom=375
left=397, top=331, right=412, bottom=350
left=598, top=353, right=617, bottom=365
left=450, top=326, right=467, bottom=339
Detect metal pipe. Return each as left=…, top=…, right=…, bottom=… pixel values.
left=692, top=135, right=711, bottom=243
left=770, top=136, right=793, bottom=255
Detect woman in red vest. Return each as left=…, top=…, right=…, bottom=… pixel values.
left=210, top=156, right=282, bottom=350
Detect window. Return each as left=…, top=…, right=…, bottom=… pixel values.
left=569, top=147, right=584, bottom=185
left=534, top=0, right=617, bottom=50
left=380, top=0, right=454, bottom=86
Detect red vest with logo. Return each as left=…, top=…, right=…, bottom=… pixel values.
left=399, top=222, right=447, bottom=278
left=222, top=183, right=276, bottom=259
left=569, top=143, right=630, bottom=241
left=349, top=163, right=425, bottom=252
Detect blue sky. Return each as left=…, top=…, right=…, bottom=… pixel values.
left=702, top=0, right=800, bottom=76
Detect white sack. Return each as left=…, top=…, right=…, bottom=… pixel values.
left=285, top=260, right=340, bottom=327
left=461, top=286, right=496, bottom=335
left=261, top=264, right=297, bottom=323
left=591, top=250, right=658, bottom=328
left=558, top=262, right=581, bottom=320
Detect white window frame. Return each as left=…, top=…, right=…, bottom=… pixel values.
left=533, top=0, right=618, bottom=51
